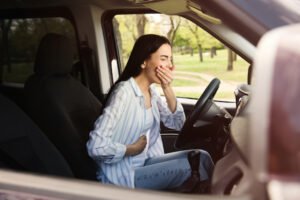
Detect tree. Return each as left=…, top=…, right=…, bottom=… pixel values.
left=232, top=52, right=237, bottom=61
left=0, top=19, right=12, bottom=73
left=113, top=18, right=125, bottom=69
left=122, top=14, right=148, bottom=41
left=227, top=48, right=234, bottom=71
left=187, top=22, right=203, bottom=62
left=123, top=15, right=137, bottom=40
left=166, top=16, right=181, bottom=44
left=173, top=35, right=190, bottom=55
left=173, top=19, right=224, bottom=61
left=210, top=46, right=217, bottom=58
left=114, top=14, right=149, bottom=65
left=136, top=15, right=147, bottom=38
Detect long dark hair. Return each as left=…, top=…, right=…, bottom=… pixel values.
left=102, top=34, right=171, bottom=108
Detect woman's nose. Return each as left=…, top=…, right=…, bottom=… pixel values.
left=166, top=62, right=172, bottom=69
left=166, top=62, right=174, bottom=71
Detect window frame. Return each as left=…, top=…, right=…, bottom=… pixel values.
left=102, top=9, right=155, bottom=86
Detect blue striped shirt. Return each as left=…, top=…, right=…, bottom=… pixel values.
left=86, top=77, right=186, bottom=188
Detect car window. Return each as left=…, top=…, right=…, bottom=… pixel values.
left=112, top=14, right=249, bottom=101
left=0, top=17, right=78, bottom=86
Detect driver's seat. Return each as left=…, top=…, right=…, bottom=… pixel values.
left=24, top=33, right=102, bottom=180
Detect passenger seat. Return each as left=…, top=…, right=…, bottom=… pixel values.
left=24, top=33, right=101, bottom=181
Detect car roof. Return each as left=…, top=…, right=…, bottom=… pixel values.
left=1, top=0, right=299, bottom=44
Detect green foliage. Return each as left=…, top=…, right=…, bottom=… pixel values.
left=114, top=15, right=136, bottom=60
left=7, top=18, right=76, bottom=62
left=0, top=17, right=76, bottom=83
left=114, top=14, right=225, bottom=68
left=173, top=34, right=190, bottom=47
left=174, top=19, right=223, bottom=51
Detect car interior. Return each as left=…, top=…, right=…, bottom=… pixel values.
left=0, top=0, right=300, bottom=199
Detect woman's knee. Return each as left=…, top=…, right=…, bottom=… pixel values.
left=199, top=150, right=213, bottom=161
left=199, top=149, right=210, bottom=156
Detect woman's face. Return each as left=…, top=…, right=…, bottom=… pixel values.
left=143, top=43, right=173, bottom=84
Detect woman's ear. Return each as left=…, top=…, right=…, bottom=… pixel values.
left=141, top=61, right=147, bottom=69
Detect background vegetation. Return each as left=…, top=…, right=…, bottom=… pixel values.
left=114, top=14, right=249, bottom=100
left=0, top=14, right=249, bottom=101
left=0, top=18, right=76, bottom=83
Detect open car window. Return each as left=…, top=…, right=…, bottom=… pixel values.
left=111, top=13, right=249, bottom=101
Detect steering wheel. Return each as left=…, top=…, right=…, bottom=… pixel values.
left=175, top=78, right=220, bottom=149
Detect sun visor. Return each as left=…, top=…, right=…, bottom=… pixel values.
left=127, top=0, right=189, bottom=14
left=127, top=0, right=222, bottom=24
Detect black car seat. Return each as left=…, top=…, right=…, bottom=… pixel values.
left=24, top=33, right=102, bottom=180
left=0, top=93, right=73, bottom=177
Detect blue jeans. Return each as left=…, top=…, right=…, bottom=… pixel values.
left=134, top=150, right=214, bottom=189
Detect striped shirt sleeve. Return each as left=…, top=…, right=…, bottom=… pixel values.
left=86, top=86, right=127, bottom=164
left=155, top=92, right=186, bottom=131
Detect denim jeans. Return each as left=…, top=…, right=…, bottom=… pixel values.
left=134, top=150, right=214, bottom=189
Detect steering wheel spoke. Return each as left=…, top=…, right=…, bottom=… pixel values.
left=175, top=78, right=221, bottom=149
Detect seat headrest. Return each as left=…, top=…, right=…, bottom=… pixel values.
left=250, top=24, right=300, bottom=176
left=34, top=33, right=74, bottom=75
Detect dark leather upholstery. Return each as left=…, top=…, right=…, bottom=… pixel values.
left=24, top=33, right=101, bottom=180
left=0, top=93, right=73, bottom=177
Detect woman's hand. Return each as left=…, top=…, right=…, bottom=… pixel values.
left=156, top=65, right=177, bottom=113
left=125, top=135, right=147, bottom=156
left=156, top=65, right=174, bottom=89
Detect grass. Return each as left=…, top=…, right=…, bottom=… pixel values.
left=2, top=63, right=34, bottom=84
left=171, top=49, right=249, bottom=100
left=174, top=49, right=248, bottom=82
left=172, top=78, right=199, bottom=87
left=176, top=91, right=236, bottom=100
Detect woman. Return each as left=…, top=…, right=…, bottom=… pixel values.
left=87, top=34, right=214, bottom=189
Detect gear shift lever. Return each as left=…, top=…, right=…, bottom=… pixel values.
left=175, top=150, right=200, bottom=193
left=188, top=150, right=201, bottom=180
